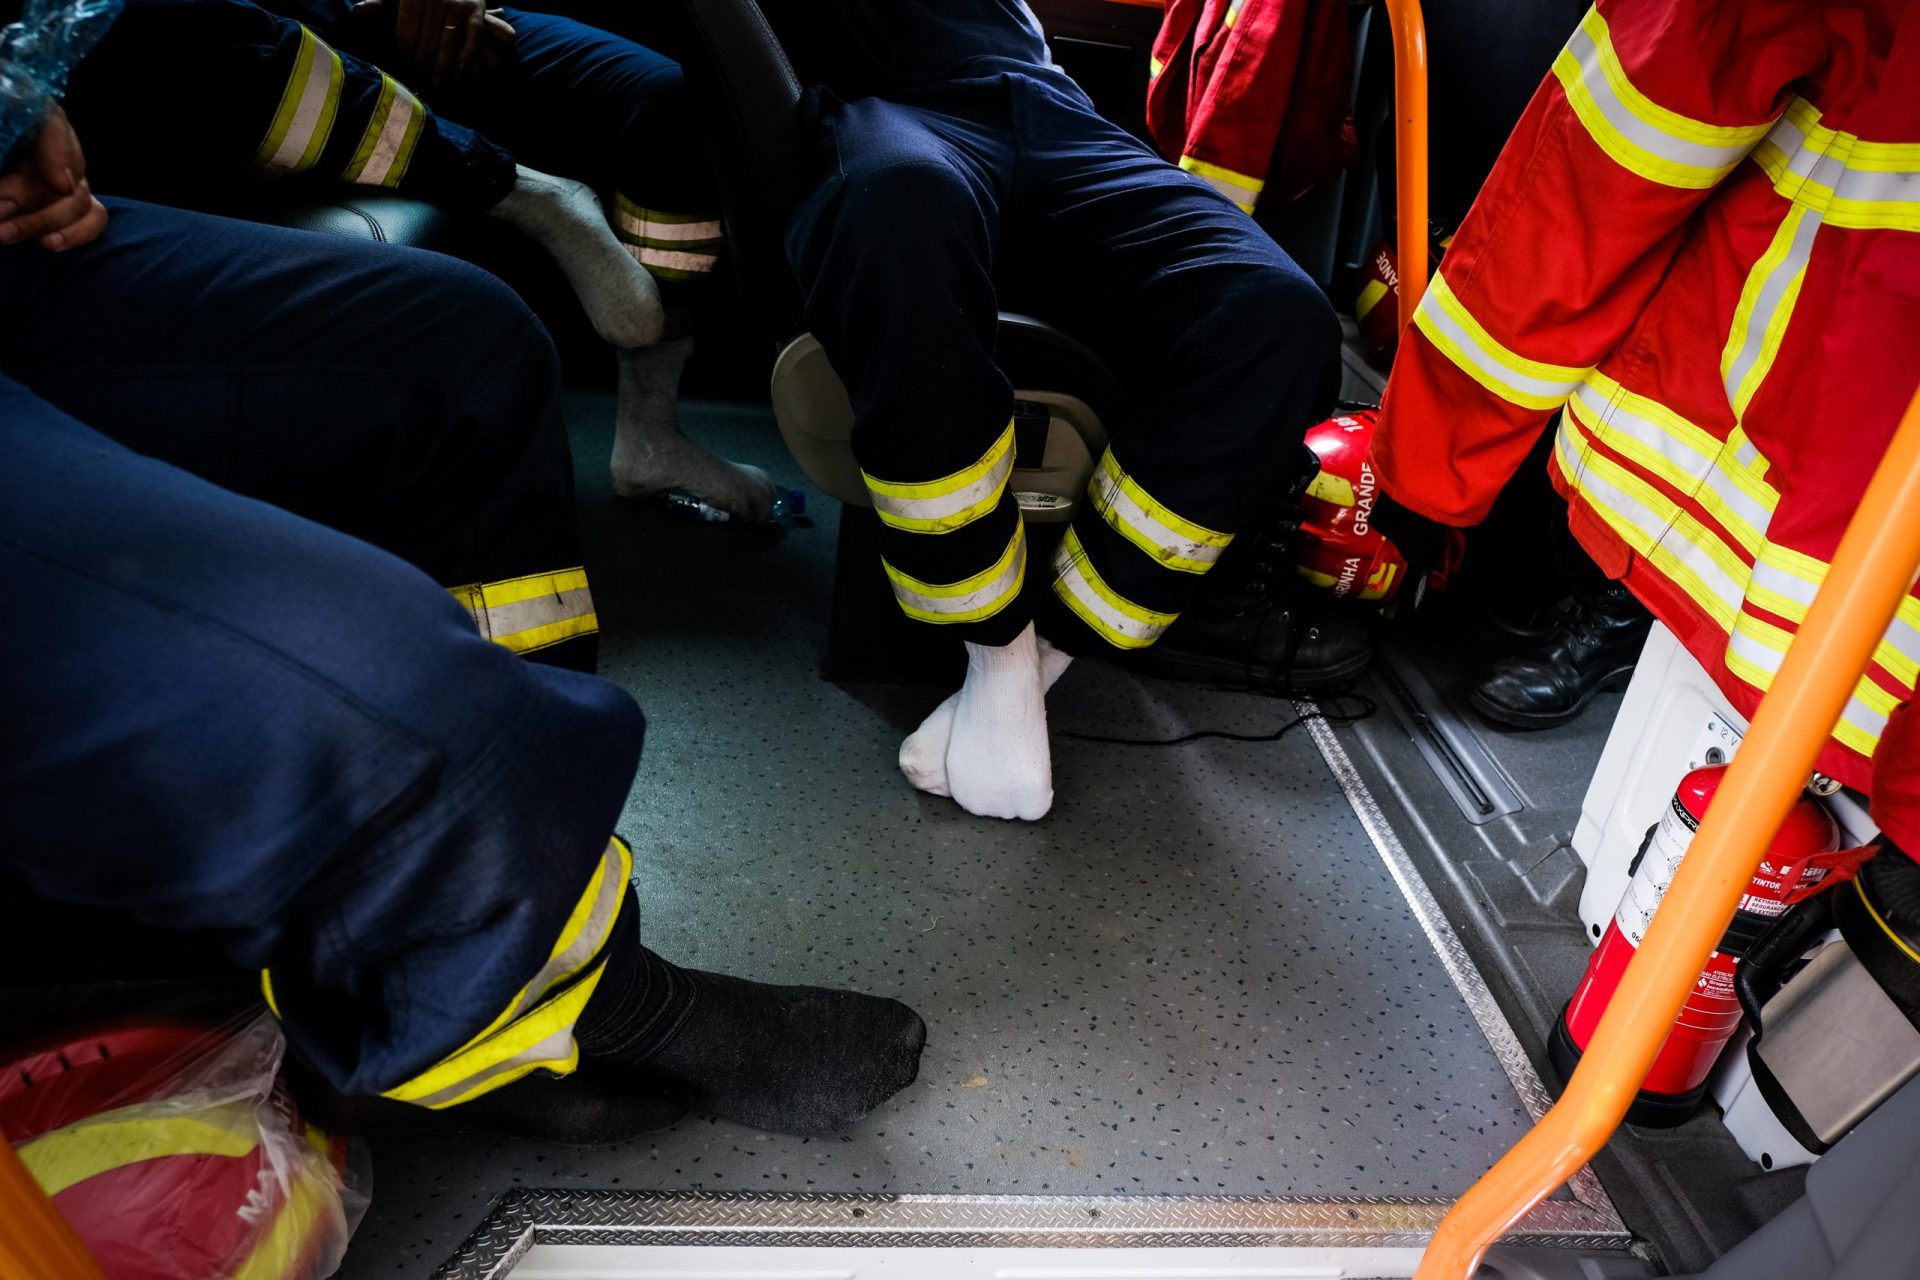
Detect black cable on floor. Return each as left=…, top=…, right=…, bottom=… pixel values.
left=1060, top=690, right=1376, bottom=748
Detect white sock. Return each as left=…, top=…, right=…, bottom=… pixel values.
left=611, top=340, right=777, bottom=520
left=487, top=165, right=663, bottom=350
left=899, top=633, right=1073, bottom=798
left=900, top=624, right=1067, bottom=821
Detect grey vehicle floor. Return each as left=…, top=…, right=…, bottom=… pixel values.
left=334, top=396, right=1570, bottom=1277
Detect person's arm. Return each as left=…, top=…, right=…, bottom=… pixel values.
left=1373, top=0, right=1825, bottom=528
left=356, top=0, right=513, bottom=87
left=0, top=104, right=106, bottom=250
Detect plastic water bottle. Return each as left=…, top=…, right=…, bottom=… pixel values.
left=664, top=486, right=806, bottom=524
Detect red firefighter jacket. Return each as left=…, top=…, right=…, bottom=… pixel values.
left=1147, top=0, right=1354, bottom=212
left=1374, top=0, right=1920, bottom=806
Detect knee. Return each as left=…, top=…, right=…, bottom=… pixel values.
left=1212, top=262, right=1342, bottom=387
left=400, top=250, right=560, bottom=393
left=843, top=157, right=983, bottom=238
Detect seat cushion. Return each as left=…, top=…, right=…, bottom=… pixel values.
left=257, top=192, right=462, bottom=249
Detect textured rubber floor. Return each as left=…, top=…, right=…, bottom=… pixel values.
left=334, top=398, right=1564, bottom=1277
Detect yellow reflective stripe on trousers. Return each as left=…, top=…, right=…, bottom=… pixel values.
left=1745, top=541, right=1920, bottom=690
left=1179, top=156, right=1262, bottom=212
left=343, top=72, right=424, bottom=187
left=1566, top=374, right=1778, bottom=554
left=882, top=522, right=1026, bottom=624
left=1557, top=413, right=1915, bottom=760
left=1725, top=613, right=1896, bottom=759
left=1752, top=96, right=1920, bottom=233
left=378, top=836, right=633, bottom=1109
left=1415, top=272, right=1590, bottom=411
left=433, top=835, right=633, bottom=1064
left=1087, top=448, right=1232, bottom=574
left=1551, top=6, right=1770, bottom=188
left=613, top=195, right=723, bottom=277
left=1553, top=412, right=1746, bottom=630
left=1721, top=204, right=1819, bottom=421
left=255, top=26, right=343, bottom=175
left=447, top=567, right=598, bottom=655
left=1051, top=527, right=1178, bottom=650
left=864, top=421, right=1015, bottom=534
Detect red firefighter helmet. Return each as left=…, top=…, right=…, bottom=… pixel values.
left=0, top=1020, right=354, bottom=1280
left=1294, top=406, right=1408, bottom=605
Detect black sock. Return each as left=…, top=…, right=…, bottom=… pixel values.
left=576, top=890, right=928, bottom=1133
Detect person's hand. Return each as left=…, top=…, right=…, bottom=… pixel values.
left=378, top=0, right=515, bottom=86
left=0, top=105, right=108, bottom=252
left=1370, top=489, right=1466, bottom=615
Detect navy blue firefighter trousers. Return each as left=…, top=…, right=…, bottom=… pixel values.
left=0, top=200, right=643, bottom=1100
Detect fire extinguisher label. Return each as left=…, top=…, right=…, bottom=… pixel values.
left=1615, top=794, right=1699, bottom=947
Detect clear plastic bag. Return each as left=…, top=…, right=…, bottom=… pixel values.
left=1, top=1008, right=370, bottom=1280
left=0, top=0, right=121, bottom=163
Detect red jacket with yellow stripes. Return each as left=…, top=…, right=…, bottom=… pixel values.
left=1374, top=0, right=1920, bottom=799
left=1146, top=0, right=1353, bottom=212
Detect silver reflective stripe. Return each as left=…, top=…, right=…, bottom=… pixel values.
left=1424, top=296, right=1585, bottom=404
left=1049, top=534, right=1175, bottom=649
left=1699, top=464, right=1775, bottom=547
left=1194, top=169, right=1258, bottom=208
left=1559, top=20, right=1759, bottom=179
left=1087, top=458, right=1229, bottom=574
left=1723, top=206, right=1820, bottom=416
left=404, top=1024, right=580, bottom=1111
left=264, top=39, right=337, bottom=172
left=1727, top=621, right=1781, bottom=679
left=476, top=586, right=596, bottom=645
left=1889, top=614, right=1920, bottom=690
left=1571, top=381, right=1714, bottom=481
left=617, top=213, right=723, bottom=242
left=884, top=533, right=1026, bottom=623
left=1761, top=109, right=1920, bottom=209
left=495, top=845, right=626, bottom=1030
left=632, top=245, right=719, bottom=275
left=1728, top=623, right=1891, bottom=746
left=1750, top=556, right=1820, bottom=611
left=869, top=440, right=1013, bottom=532
left=1554, top=421, right=1744, bottom=624
left=355, top=85, right=417, bottom=186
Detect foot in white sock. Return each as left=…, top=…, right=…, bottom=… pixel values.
left=903, top=624, right=1056, bottom=821
left=612, top=340, right=778, bottom=521
left=488, top=165, right=663, bottom=350
left=900, top=634, right=1073, bottom=799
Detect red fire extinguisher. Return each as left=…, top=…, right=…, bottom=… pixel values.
left=1549, top=765, right=1868, bottom=1127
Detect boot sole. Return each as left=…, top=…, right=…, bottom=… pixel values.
left=1469, top=663, right=1636, bottom=730
left=1129, top=643, right=1375, bottom=693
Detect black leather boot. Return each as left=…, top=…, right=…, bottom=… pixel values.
left=1470, top=580, right=1653, bottom=728
left=1131, top=523, right=1374, bottom=692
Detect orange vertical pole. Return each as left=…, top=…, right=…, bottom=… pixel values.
left=1413, top=380, right=1920, bottom=1280
left=1381, top=0, right=1429, bottom=330
left=0, top=1128, right=107, bottom=1279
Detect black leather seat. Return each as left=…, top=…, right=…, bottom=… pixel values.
left=201, top=188, right=607, bottom=366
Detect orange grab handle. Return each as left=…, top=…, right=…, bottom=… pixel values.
left=1414, top=379, right=1920, bottom=1280
left=1, top=1127, right=107, bottom=1279
left=1381, top=0, right=1429, bottom=331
